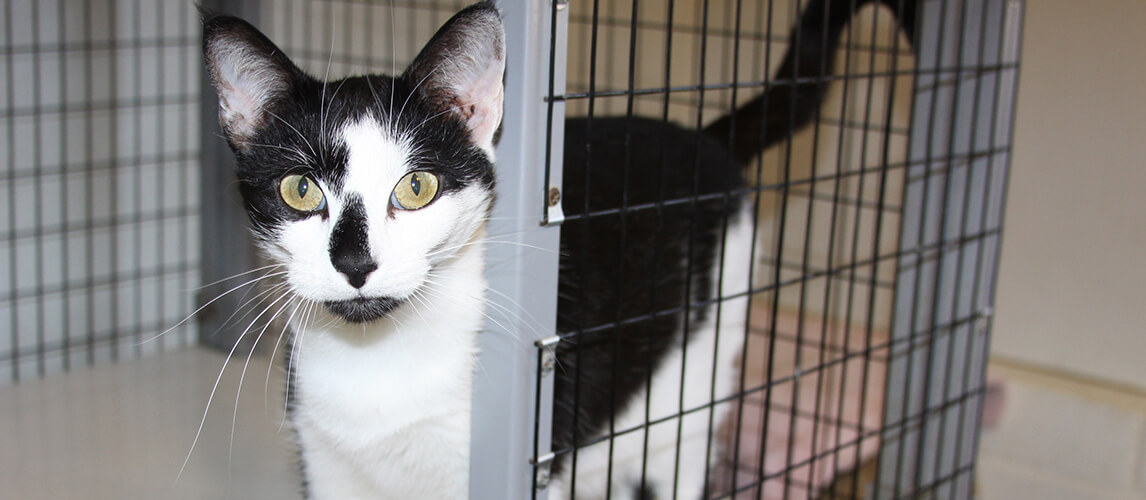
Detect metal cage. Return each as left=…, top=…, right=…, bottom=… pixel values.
left=491, top=0, right=1023, bottom=498
left=0, top=0, right=1022, bottom=498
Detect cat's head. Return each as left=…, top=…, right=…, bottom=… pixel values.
left=202, top=2, right=504, bottom=324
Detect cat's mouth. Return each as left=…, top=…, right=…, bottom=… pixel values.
left=323, top=296, right=402, bottom=323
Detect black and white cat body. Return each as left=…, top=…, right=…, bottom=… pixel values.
left=551, top=0, right=915, bottom=497
left=202, top=0, right=914, bottom=498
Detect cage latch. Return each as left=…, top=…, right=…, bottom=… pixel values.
left=536, top=335, right=561, bottom=376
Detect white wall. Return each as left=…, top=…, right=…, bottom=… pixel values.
left=992, top=0, right=1146, bottom=391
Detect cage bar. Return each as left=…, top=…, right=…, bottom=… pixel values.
left=470, top=0, right=566, bottom=498
left=877, top=0, right=1022, bottom=498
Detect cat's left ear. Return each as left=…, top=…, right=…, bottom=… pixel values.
left=202, top=11, right=303, bottom=149
left=404, top=2, right=505, bottom=155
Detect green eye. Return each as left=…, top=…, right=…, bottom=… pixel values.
left=279, top=174, right=326, bottom=213
left=390, top=171, right=440, bottom=210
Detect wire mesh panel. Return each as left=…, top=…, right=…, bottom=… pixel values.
left=529, top=0, right=1021, bottom=498
left=0, top=0, right=201, bottom=384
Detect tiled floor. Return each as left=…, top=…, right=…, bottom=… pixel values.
left=975, top=360, right=1146, bottom=500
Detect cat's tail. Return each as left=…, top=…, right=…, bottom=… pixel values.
left=702, top=0, right=918, bottom=166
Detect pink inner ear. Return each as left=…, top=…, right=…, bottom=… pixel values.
left=218, top=83, right=265, bottom=138
left=209, top=36, right=290, bottom=142
left=454, top=62, right=504, bottom=152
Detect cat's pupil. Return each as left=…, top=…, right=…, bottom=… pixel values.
left=297, top=177, right=309, bottom=198
left=410, top=174, right=421, bottom=196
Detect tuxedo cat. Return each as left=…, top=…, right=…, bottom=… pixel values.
left=552, top=1, right=914, bottom=498
left=201, top=0, right=914, bottom=498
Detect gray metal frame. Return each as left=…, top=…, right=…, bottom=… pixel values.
left=877, top=0, right=1023, bottom=497
left=469, top=0, right=567, bottom=498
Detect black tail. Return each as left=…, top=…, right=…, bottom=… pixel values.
left=703, top=0, right=918, bottom=166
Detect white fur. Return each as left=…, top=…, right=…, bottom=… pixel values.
left=290, top=241, right=485, bottom=499
left=278, top=119, right=492, bottom=499
left=549, top=206, right=756, bottom=500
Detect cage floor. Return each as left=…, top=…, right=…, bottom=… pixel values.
left=0, top=348, right=301, bottom=500
left=1, top=314, right=1063, bottom=500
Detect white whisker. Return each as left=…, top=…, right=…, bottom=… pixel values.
left=193, top=264, right=285, bottom=291
left=139, top=270, right=289, bottom=346
left=210, top=279, right=292, bottom=341
left=229, top=292, right=298, bottom=469
left=266, top=109, right=318, bottom=161
left=393, top=67, right=439, bottom=142
left=418, top=279, right=527, bottom=349
left=282, top=299, right=317, bottom=431
left=178, top=286, right=294, bottom=480
left=387, top=0, right=397, bottom=137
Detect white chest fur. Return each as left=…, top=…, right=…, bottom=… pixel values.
left=289, top=241, right=486, bottom=499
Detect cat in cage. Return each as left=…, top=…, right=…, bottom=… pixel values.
left=200, top=0, right=914, bottom=498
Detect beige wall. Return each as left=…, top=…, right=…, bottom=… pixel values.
left=992, top=0, right=1146, bottom=391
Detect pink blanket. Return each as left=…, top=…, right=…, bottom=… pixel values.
left=712, top=309, right=888, bottom=499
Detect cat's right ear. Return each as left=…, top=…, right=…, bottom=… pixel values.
left=201, top=11, right=299, bottom=147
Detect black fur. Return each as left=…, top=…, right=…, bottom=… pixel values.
left=704, top=0, right=917, bottom=165
left=328, top=195, right=376, bottom=289
left=323, top=296, right=402, bottom=324
left=550, top=0, right=918, bottom=484
left=552, top=117, right=743, bottom=466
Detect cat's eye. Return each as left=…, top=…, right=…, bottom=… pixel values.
left=390, top=171, right=440, bottom=210
left=279, top=174, right=327, bottom=213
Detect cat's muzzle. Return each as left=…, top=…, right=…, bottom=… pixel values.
left=324, top=296, right=401, bottom=323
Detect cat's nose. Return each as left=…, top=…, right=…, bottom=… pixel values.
left=335, top=260, right=377, bottom=289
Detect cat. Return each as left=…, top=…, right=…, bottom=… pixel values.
left=551, top=0, right=914, bottom=498
left=201, top=0, right=915, bottom=498
left=203, top=3, right=503, bottom=497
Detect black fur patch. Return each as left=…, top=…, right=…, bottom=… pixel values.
left=549, top=0, right=918, bottom=485
left=323, top=296, right=402, bottom=324
left=552, top=116, right=744, bottom=477
left=328, top=195, right=376, bottom=289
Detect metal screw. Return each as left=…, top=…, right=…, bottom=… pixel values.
left=541, top=348, right=556, bottom=376
left=548, top=187, right=561, bottom=207
left=974, top=308, right=993, bottom=334
left=537, top=336, right=561, bottom=377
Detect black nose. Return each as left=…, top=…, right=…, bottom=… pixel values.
left=329, top=195, right=377, bottom=289
left=333, top=259, right=377, bottom=289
